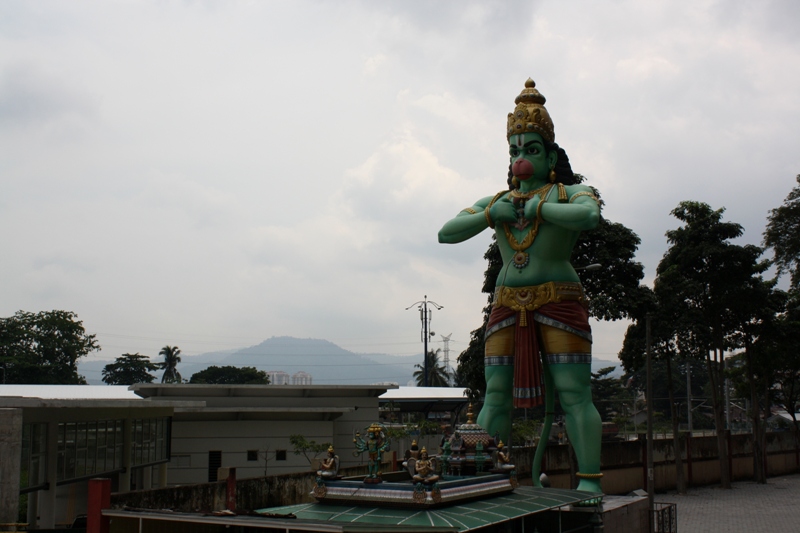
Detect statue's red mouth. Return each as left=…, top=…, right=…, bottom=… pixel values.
left=512, top=159, right=534, bottom=180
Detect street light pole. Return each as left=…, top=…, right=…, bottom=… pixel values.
left=405, top=296, right=443, bottom=387
left=646, top=313, right=654, bottom=532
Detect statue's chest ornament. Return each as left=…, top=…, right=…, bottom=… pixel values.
left=504, top=183, right=558, bottom=270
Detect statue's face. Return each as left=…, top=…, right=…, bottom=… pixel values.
left=508, top=132, right=557, bottom=182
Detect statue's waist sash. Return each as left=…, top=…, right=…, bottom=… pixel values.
left=493, top=282, right=584, bottom=326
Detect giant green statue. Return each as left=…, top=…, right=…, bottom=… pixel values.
left=438, top=79, right=603, bottom=496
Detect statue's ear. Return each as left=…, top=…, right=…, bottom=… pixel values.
left=548, top=149, right=558, bottom=170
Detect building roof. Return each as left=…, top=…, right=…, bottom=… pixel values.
left=0, top=384, right=140, bottom=400
left=257, top=487, right=601, bottom=531
left=379, top=386, right=469, bottom=413
left=131, top=383, right=396, bottom=399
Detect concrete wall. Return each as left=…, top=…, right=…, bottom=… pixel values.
left=113, top=431, right=800, bottom=513
left=164, top=389, right=384, bottom=484
left=169, top=420, right=335, bottom=484
left=113, top=462, right=385, bottom=512
left=532, top=431, right=800, bottom=494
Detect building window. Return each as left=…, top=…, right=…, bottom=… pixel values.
left=275, top=450, right=287, bottom=461
left=247, top=450, right=259, bottom=462
left=208, top=450, right=222, bottom=482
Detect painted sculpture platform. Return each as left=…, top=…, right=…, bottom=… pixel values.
left=313, top=417, right=520, bottom=509
left=313, top=472, right=518, bottom=508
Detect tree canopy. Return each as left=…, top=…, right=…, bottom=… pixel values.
left=159, top=345, right=182, bottom=383
left=413, top=349, right=450, bottom=387
left=102, top=353, right=160, bottom=385
left=764, top=174, right=800, bottom=290
left=189, top=365, right=270, bottom=384
left=0, top=310, right=99, bottom=384
left=620, top=200, right=780, bottom=488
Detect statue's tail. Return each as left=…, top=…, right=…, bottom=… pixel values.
left=532, top=363, right=555, bottom=485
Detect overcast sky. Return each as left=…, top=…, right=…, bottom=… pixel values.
left=2, top=1, right=799, bottom=380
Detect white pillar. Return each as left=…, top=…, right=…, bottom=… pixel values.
left=158, top=463, right=168, bottom=488
left=0, top=409, right=23, bottom=528
left=142, top=465, right=152, bottom=490
left=118, top=419, right=133, bottom=492
left=38, top=421, right=59, bottom=529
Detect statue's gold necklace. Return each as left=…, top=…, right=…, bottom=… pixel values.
left=503, top=183, right=555, bottom=269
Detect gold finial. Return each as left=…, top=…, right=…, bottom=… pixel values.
left=411, top=439, right=417, bottom=447
left=466, top=403, right=475, bottom=424
left=497, top=440, right=505, bottom=449
left=327, top=445, right=335, bottom=453
left=507, top=77, right=555, bottom=142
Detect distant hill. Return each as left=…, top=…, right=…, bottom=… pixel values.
left=78, top=336, right=621, bottom=385
left=79, top=336, right=417, bottom=386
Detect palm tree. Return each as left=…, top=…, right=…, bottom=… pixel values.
left=413, top=349, right=450, bottom=387
left=159, top=345, right=182, bottom=383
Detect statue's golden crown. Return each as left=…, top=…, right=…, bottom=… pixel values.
left=507, top=78, right=555, bottom=142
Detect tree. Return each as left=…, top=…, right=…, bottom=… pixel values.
left=628, top=201, right=773, bottom=489
left=591, top=367, right=626, bottom=422
left=413, top=349, right=450, bottom=387
left=0, top=310, right=99, bottom=384
left=159, top=345, right=182, bottom=383
left=289, top=434, right=331, bottom=468
left=764, top=174, right=800, bottom=289
left=102, top=353, right=160, bottom=385
left=189, top=365, right=270, bottom=384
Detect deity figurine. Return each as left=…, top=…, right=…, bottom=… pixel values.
left=493, top=441, right=515, bottom=471
left=412, top=448, right=440, bottom=484
left=317, top=445, right=339, bottom=479
left=353, top=423, right=391, bottom=480
left=438, top=78, right=603, bottom=498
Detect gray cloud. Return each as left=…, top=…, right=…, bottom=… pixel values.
left=1, top=0, right=798, bottom=370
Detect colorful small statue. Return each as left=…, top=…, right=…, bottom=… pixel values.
left=353, top=423, right=390, bottom=479
left=412, top=448, right=440, bottom=484
left=438, top=78, right=603, bottom=498
left=317, top=445, right=339, bottom=479
left=493, top=441, right=515, bottom=471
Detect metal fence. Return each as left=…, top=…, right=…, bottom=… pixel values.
left=653, top=502, right=677, bottom=532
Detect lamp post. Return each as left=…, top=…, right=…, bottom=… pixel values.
left=646, top=313, right=654, bottom=532
left=405, top=296, right=443, bottom=387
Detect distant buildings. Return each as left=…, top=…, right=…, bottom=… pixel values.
left=267, top=370, right=312, bottom=385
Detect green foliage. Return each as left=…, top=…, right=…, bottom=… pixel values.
left=102, top=353, right=160, bottom=385
left=591, top=366, right=627, bottom=422
left=189, top=365, right=270, bottom=384
left=573, top=218, right=649, bottom=321
left=159, top=345, right=182, bottom=383
left=511, top=418, right=540, bottom=446
left=289, top=434, right=331, bottom=465
left=764, top=175, right=800, bottom=290
left=0, top=310, right=99, bottom=384
left=413, top=349, right=450, bottom=387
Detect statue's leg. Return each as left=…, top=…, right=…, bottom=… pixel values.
left=476, top=325, right=514, bottom=443
left=539, top=324, right=602, bottom=496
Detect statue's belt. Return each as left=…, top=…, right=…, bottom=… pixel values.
left=493, top=282, right=584, bottom=326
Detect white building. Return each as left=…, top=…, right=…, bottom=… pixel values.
left=266, top=370, right=290, bottom=385
left=291, top=371, right=313, bottom=385
left=0, top=385, right=199, bottom=529
left=130, top=383, right=394, bottom=484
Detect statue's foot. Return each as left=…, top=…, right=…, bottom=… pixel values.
left=574, top=478, right=603, bottom=506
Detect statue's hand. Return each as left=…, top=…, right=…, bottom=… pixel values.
left=489, top=198, right=517, bottom=225
left=523, top=196, right=543, bottom=220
